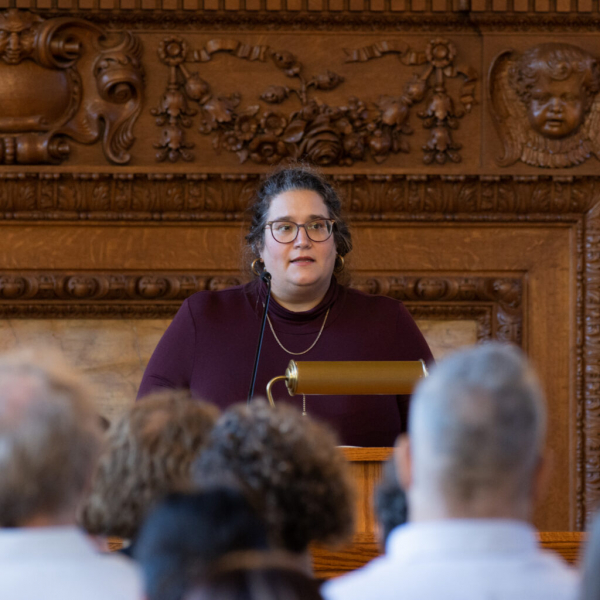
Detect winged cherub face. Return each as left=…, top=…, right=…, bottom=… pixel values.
left=527, top=72, right=586, bottom=139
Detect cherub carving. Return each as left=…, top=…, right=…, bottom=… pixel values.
left=489, top=43, right=600, bottom=168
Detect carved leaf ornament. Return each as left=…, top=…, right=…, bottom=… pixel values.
left=152, top=37, right=477, bottom=166
left=0, top=9, right=144, bottom=165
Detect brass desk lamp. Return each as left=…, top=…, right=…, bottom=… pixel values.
left=265, top=360, right=428, bottom=407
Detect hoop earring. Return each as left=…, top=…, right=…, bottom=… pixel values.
left=334, top=254, right=345, bottom=274
left=251, top=258, right=265, bottom=277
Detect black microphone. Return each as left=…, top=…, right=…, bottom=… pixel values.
left=247, top=270, right=272, bottom=404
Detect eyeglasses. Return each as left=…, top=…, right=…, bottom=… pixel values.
left=266, top=219, right=335, bottom=244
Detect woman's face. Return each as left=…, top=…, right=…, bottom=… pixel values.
left=260, top=189, right=337, bottom=305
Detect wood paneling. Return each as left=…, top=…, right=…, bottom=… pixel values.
left=0, top=4, right=598, bottom=533
left=0, top=219, right=576, bottom=530
left=1, top=24, right=599, bottom=174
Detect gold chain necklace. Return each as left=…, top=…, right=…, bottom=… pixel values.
left=266, top=307, right=330, bottom=417
left=266, top=308, right=330, bottom=356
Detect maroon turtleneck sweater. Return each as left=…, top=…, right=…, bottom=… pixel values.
left=137, top=277, right=433, bottom=447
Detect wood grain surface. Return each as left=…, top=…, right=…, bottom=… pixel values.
left=341, top=448, right=394, bottom=462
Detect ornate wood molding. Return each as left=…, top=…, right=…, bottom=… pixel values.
left=576, top=216, right=585, bottom=530
left=584, top=199, right=600, bottom=524
left=16, top=12, right=600, bottom=34
left=0, top=12, right=479, bottom=32
left=0, top=10, right=144, bottom=165
left=0, top=271, right=521, bottom=346
left=0, top=173, right=596, bottom=220
left=352, top=275, right=520, bottom=343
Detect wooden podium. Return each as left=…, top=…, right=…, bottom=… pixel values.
left=311, top=448, right=585, bottom=580
left=107, top=446, right=585, bottom=576
left=312, top=447, right=392, bottom=579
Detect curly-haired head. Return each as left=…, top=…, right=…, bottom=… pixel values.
left=192, top=400, right=355, bottom=553
left=80, top=390, right=219, bottom=539
left=245, top=164, right=352, bottom=272
left=512, top=43, right=600, bottom=108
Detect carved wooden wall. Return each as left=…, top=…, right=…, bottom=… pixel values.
left=0, top=4, right=598, bottom=532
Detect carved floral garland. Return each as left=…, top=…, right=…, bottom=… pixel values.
left=152, top=37, right=477, bottom=166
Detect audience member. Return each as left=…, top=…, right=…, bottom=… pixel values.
left=183, top=551, right=325, bottom=600
left=193, top=400, right=355, bottom=568
left=80, top=390, right=218, bottom=543
left=0, top=349, right=142, bottom=600
left=323, top=343, right=578, bottom=600
left=134, top=489, right=269, bottom=600
left=374, top=456, right=408, bottom=550
left=578, top=510, right=600, bottom=600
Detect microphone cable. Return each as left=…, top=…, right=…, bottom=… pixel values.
left=247, top=270, right=272, bottom=404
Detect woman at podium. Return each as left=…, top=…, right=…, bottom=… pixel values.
left=137, top=166, right=433, bottom=447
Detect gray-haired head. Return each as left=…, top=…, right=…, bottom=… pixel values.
left=0, top=349, right=102, bottom=527
left=407, top=343, right=546, bottom=519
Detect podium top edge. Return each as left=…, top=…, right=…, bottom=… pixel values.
left=339, top=447, right=393, bottom=462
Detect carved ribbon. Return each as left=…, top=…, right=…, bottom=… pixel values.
left=343, top=40, right=426, bottom=65
left=192, top=39, right=270, bottom=63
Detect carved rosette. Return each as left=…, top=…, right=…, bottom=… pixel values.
left=152, top=36, right=476, bottom=166
left=0, top=9, right=144, bottom=165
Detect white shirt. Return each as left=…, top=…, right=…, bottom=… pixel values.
left=322, top=520, right=579, bottom=600
left=0, top=526, right=142, bottom=600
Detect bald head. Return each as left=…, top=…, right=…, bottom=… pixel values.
left=0, top=350, right=101, bottom=527
left=406, top=343, right=546, bottom=520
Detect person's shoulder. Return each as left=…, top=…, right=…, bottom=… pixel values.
left=82, top=552, right=143, bottom=598
left=343, top=285, right=405, bottom=313
left=0, top=549, right=143, bottom=600
left=510, top=549, right=579, bottom=600
left=96, top=550, right=141, bottom=574
left=533, top=549, right=580, bottom=584
left=322, top=553, right=400, bottom=600
left=185, top=282, right=250, bottom=311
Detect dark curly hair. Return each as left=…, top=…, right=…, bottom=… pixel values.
left=192, top=400, right=355, bottom=553
left=80, top=390, right=219, bottom=539
left=245, top=165, right=352, bottom=269
left=134, top=490, right=269, bottom=600
left=512, top=43, right=600, bottom=109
